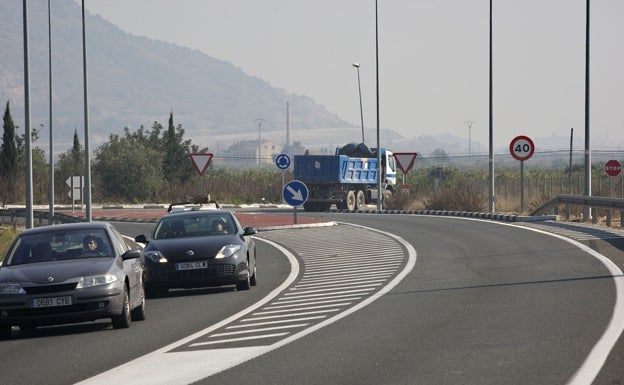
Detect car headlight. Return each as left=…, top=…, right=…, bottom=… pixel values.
left=0, top=283, right=26, bottom=295
left=144, top=250, right=168, bottom=263
left=76, top=274, right=118, bottom=289
left=215, top=245, right=241, bottom=259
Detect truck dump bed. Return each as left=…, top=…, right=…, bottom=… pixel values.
left=294, top=155, right=378, bottom=184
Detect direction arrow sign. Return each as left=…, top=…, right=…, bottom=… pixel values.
left=393, top=152, right=418, bottom=173
left=282, top=180, right=308, bottom=207
left=190, top=153, right=213, bottom=176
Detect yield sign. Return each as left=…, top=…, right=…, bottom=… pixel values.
left=189, top=153, right=213, bottom=176
left=393, top=152, right=418, bottom=173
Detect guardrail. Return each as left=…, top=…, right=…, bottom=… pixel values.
left=0, top=209, right=82, bottom=227
left=531, top=194, right=624, bottom=227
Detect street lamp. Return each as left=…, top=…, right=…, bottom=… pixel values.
left=464, top=120, right=475, bottom=158
left=352, top=63, right=364, bottom=143
left=255, top=118, right=264, bottom=165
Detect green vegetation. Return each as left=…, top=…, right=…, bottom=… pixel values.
left=1, top=100, right=622, bottom=221
left=0, top=225, right=20, bottom=262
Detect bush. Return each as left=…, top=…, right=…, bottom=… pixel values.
left=0, top=225, right=20, bottom=262
left=424, top=184, right=487, bottom=212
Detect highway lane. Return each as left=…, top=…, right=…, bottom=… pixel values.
left=203, top=213, right=623, bottom=385
left=2, top=215, right=623, bottom=384
left=0, top=222, right=291, bottom=385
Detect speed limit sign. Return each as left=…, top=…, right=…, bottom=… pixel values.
left=509, top=135, right=535, bottom=161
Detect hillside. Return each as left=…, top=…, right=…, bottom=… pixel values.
left=0, top=0, right=352, bottom=151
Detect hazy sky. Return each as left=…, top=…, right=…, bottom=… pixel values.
left=78, top=0, right=623, bottom=151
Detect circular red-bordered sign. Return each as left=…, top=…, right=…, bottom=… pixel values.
left=605, top=160, right=622, bottom=177
left=509, top=135, right=535, bottom=161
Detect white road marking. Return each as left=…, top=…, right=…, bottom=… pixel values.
left=76, top=225, right=416, bottom=385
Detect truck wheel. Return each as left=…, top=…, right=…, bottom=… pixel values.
left=356, top=190, right=365, bottom=210
left=303, top=201, right=315, bottom=211
left=346, top=191, right=356, bottom=211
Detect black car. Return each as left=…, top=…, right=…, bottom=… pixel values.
left=135, top=208, right=258, bottom=296
left=0, top=222, right=146, bottom=338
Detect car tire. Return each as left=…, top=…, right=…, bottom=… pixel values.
left=130, top=287, right=146, bottom=321
left=250, top=265, right=257, bottom=286
left=236, top=275, right=251, bottom=291
left=111, top=286, right=131, bottom=329
left=0, top=325, right=12, bottom=339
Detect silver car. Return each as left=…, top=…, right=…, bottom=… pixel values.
left=0, top=222, right=146, bottom=338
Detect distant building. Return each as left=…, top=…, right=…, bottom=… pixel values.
left=222, top=139, right=282, bottom=166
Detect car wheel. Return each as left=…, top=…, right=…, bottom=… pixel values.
left=0, top=325, right=12, bottom=339
left=250, top=265, right=257, bottom=286
left=131, top=287, right=146, bottom=321
left=236, top=275, right=251, bottom=291
left=111, top=286, right=131, bottom=329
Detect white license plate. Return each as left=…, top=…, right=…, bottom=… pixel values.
left=176, top=261, right=208, bottom=271
left=30, top=296, right=72, bottom=308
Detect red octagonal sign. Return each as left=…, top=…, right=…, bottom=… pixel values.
left=605, top=159, right=622, bottom=177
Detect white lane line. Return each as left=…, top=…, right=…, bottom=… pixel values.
left=515, top=225, right=624, bottom=385
left=457, top=217, right=624, bottom=385
left=77, top=227, right=416, bottom=385
left=210, top=323, right=309, bottom=338
left=228, top=316, right=326, bottom=328
left=191, top=333, right=289, bottom=346
left=75, top=238, right=299, bottom=385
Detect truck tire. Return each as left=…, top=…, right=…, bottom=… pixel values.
left=303, top=201, right=316, bottom=212
left=346, top=191, right=356, bottom=211
left=356, top=190, right=365, bottom=210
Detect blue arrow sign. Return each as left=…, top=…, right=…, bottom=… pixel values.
left=275, top=153, right=291, bottom=170
left=282, top=180, right=308, bottom=207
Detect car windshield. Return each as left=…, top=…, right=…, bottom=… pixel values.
left=3, top=229, right=113, bottom=266
left=153, top=214, right=236, bottom=240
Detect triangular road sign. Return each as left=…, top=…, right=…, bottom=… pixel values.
left=393, top=152, right=418, bottom=173
left=189, top=153, right=213, bottom=176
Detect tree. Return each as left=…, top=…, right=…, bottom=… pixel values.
left=94, top=127, right=163, bottom=202
left=56, top=130, right=85, bottom=202
left=162, top=112, right=194, bottom=199
left=0, top=102, right=18, bottom=204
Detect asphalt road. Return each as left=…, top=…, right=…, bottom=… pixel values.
left=2, top=213, right=623, bottom=384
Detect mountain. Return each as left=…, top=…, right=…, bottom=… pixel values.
left=0, top=0, right=353, bottom=152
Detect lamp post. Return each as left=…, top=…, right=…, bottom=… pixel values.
left=464, top=120, right=475, bottom=158
left=255, top=118, right=263, bottom=165
left=353, top=63, right=364, bottom=143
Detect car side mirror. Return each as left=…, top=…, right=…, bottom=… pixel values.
left=122, top=249, right=142, bottom=260
left=135, top=234, right=148, bottom=244
left=243, top=227, right=258, bottom=236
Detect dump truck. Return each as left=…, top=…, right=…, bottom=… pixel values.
left=293, top=143, right=397, bottom=212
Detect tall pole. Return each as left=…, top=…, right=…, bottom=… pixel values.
left=375, top=0, right=382, bottom=210
left=464, top=120, right=475, bottom=158
left=353, top=63, right=365, bottom=143
left=583, top=0, right=591, bottom=221
left=81, top=0, right=92, bottom=221
left=255, top=118, right=263, bottom=165
left=23, top=0, right=34, bottom=228
left=48, top=0, right=55, bottom=225
left=488, top=0, right=495, bottom=212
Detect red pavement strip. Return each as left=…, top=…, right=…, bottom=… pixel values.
left=59, top=209, right=329, bottom=229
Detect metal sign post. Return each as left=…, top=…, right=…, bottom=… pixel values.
left=509, top=136, right=535, bottom=212
left=282, top=180, right=308, bottom=225
left=190, top=153, right=213, bottom=198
